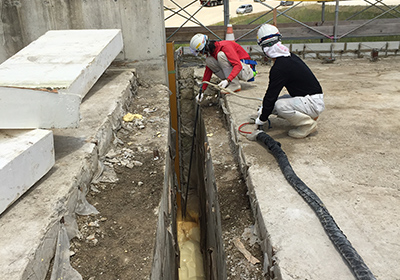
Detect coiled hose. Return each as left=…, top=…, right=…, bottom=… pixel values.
left=255, top=131, right=376, bottom=280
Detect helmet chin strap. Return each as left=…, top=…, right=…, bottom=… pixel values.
left=204, top=41, right=210, bottom=55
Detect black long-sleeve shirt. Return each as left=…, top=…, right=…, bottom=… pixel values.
left=260, top=53, right=323, bottom=121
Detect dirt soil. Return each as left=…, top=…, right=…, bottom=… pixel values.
left=65, top=55, right=400, bottom=280
left=68, top=84, right=170, bottom=280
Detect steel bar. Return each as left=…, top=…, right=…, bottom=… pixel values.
left=165, top=0, right=199, bottom=21
left=167, top=2, right=222, bottom=41
left=271, top=2, right=333, bottom=39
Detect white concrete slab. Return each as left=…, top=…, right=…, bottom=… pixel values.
left=0, top=129, right=55, bottom=215
left=0, top=29, right=123, bottom=129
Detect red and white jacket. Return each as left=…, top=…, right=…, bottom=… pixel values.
left=201, top=40, right=250, bottom=91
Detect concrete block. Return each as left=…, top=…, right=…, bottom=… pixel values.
left=0, top=129, right=55, bottom=215
left=360, top=41, right=388, bottom=50
left=0, top=29, right=123, bottom=129
left=305, top=43, right=332, bottom=52
left=331, top=42, right=346, bottom=52
left=387, top=41, right=400, bottom=51
left=345, top=42, right=361, bottom=51
left=289, top=43, right=307, bottom=54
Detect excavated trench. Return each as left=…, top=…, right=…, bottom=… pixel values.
left=151, top=59, right=227, bottom=280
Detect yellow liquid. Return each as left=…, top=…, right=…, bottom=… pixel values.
left=177, top=211, right=205, bottom=280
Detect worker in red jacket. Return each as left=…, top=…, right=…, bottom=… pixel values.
left=190, top=34, right=255, bottom=101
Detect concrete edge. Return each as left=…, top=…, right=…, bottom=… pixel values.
left=25, top=142, right=99, bottom=280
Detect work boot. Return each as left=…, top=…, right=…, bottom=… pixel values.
left=285, top=111, right=317, bottom=139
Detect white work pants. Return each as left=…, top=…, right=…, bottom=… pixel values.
left=273, top=94, right=325, bottom=119
left=205, top=52, right=253, bottom=82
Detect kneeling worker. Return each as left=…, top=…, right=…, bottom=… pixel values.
left=255, top=24, right=325, bottom=139
left=189, top=33, right=255, bottom=99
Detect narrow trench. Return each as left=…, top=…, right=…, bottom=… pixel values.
left=161, top=56, right=265, bottom=280
left=174, top=75, right=226, bottom=279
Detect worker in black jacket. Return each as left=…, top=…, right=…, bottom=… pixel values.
left=255, top=24, right=325, bottom=138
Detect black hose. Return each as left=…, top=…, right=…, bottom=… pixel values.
left=255, top=131, right=376, bottom=280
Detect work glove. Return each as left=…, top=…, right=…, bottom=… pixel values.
left=195, top=88, right=204, bottom=103
left=255, top=117, right=268, bottom=126
left=195, top=93, right=203, bottom=103
left=218, top=79, right=229, bottom=89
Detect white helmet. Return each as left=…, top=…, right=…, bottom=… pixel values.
left=257, top=24, right=282, bottom=48
left=190, top=33, right=208, bottom=53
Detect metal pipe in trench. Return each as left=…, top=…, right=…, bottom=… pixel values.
left=249, top=130, right=377, bottom=280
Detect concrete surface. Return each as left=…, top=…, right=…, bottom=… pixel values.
left=211, top=57, right=400, bottom=279
left=0, top=69, right=136, bottom=280
left=0, top=129, right=55, bottom=215
left=0, top=29, right=123, bottom=129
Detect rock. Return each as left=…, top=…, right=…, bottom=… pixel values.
left=105, top=149, right=118, bottom=158
left=86, top=233, right=96, bottom=241
left=88, top=221, right=100, bottom=227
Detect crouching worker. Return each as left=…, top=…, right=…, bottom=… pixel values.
left=189, top=33, right=256, bottom=101
left=255, top=24, right=325, bottom=139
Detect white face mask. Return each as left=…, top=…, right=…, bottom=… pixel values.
left=263, top=42, right=290, bottom=58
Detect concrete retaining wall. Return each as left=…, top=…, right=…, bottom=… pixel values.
left=0, top=0, right=167, bottom=84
